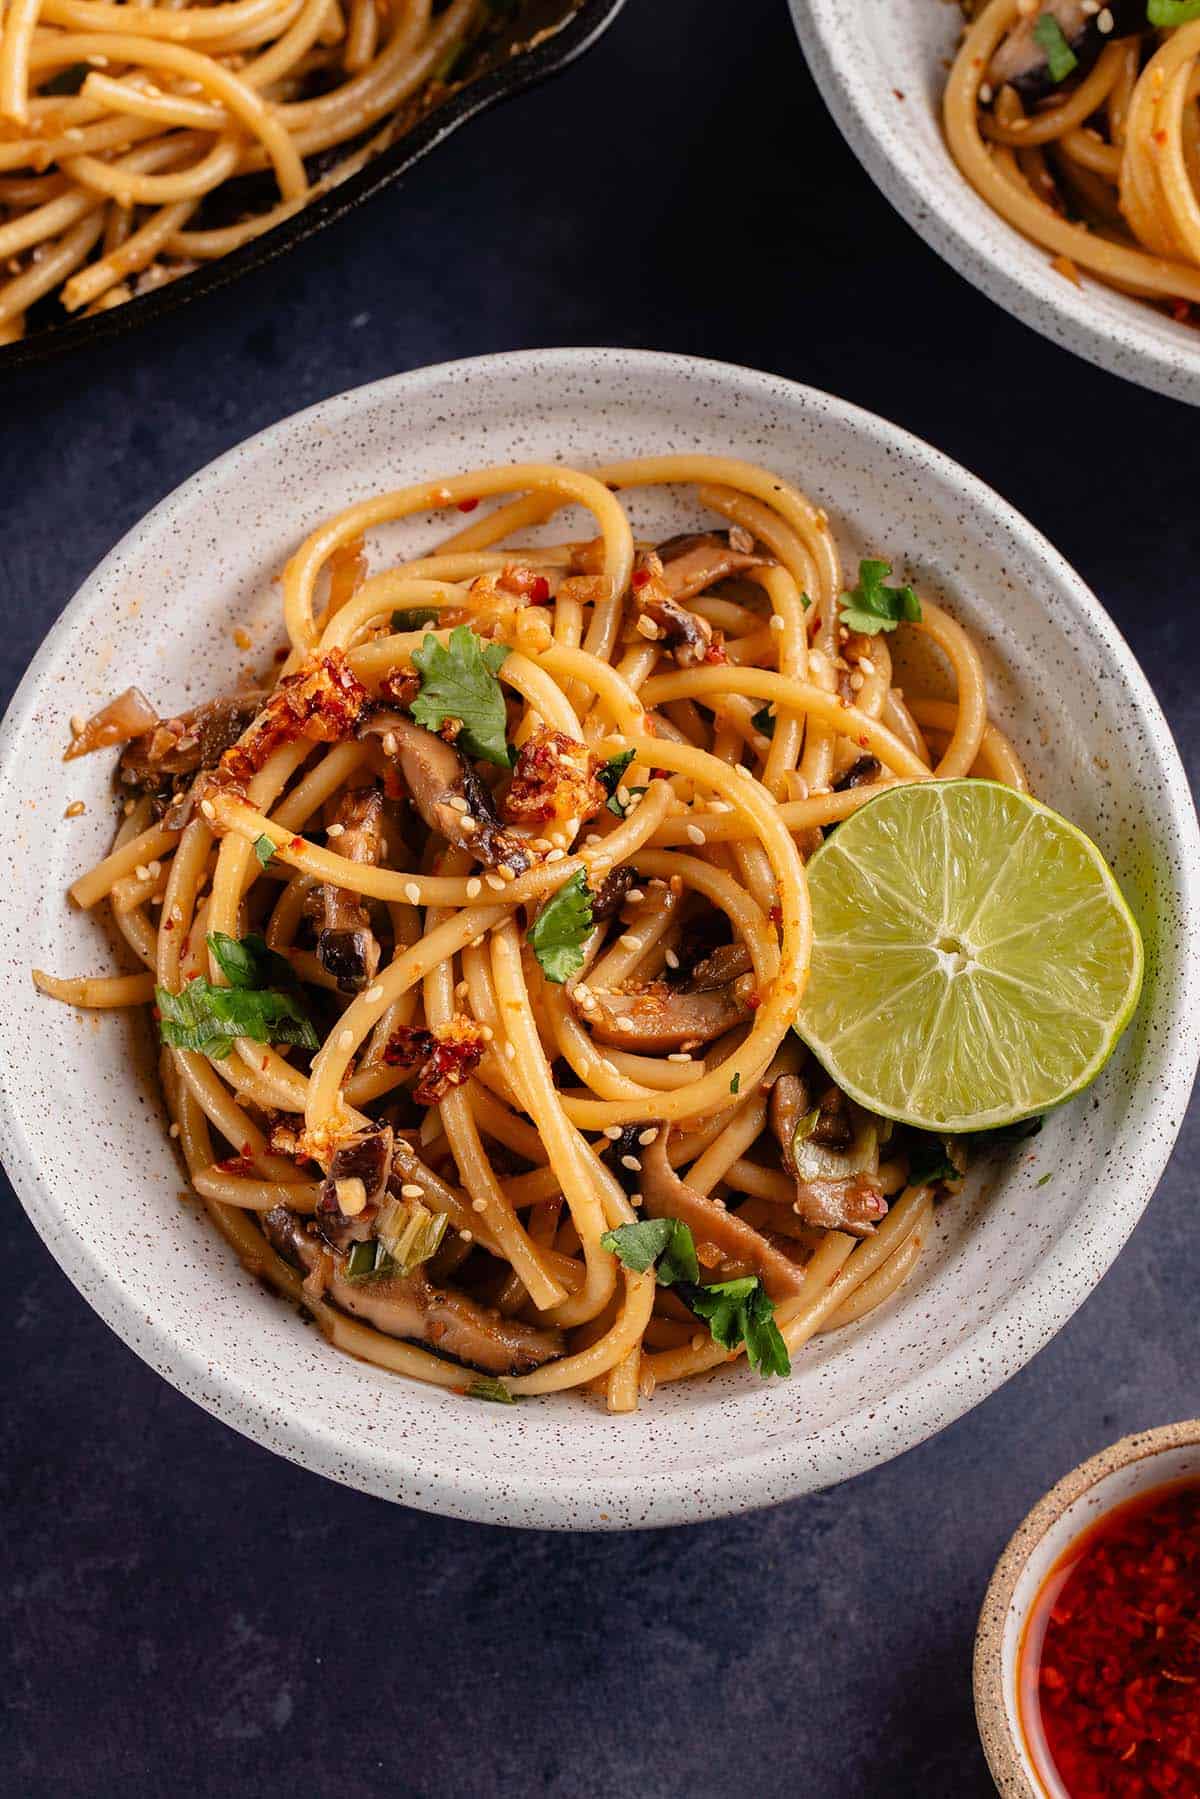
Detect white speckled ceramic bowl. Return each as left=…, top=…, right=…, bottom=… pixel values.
left=975, top=1421, right=1200, bottom=1796
left=0, top=349, right=1196, bottom=1529
left=788, top=1, right=1200, bottom=407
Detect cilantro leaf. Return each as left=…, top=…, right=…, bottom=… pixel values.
left=601, top=1216, right=699, bottom=1286
left=1036, top=1171, right=1053, bottom=1187
left=598, top=748, right=635, bottom=814
left=156, top=979, right=318, bottom=1059
left=207, top=931, right=295, bottom=991
left=608, top=784, right=647, bottom=819
left=391, top=606, right=441, bottom=632
left=466, top=1376, right=516, bottom=1404
left=729, top=1072, right=741, bottom=1095
left=528, top=870, right=593, bottom=983
left=1032, top=11, right=1078, bottom=82
left=410, top=625, right=511, bottom=766
left=253, top=834, right=275, bottom=869
left=838, top=559, right=922, bottom=637
left=684, top=1276, right=791, bottom=1378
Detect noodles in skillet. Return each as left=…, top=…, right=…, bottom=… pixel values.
left=945, top=1, right=1200, bottom=319
left=0, top=0, right=487, bottom=342
left=39, top=454, right=1030, bottom=1410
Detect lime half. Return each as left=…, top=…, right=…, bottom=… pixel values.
left=794, top=780, right=1143, bottom=1133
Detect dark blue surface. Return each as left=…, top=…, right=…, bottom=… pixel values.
left=1, top=2, right=1197, bottom=1794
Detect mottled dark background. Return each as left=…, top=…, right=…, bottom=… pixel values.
left=2, top=1, right=1197, bottom=1794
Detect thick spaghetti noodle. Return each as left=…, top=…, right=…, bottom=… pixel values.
left=0, top=0, right=487, bottom=341
left=38, top=454, right=1030, bottom=1411
left=945, top=1, right=1200, bottom=318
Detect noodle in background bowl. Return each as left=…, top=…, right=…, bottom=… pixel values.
left=0, top=347, right=1195, bottom=1529
left=788, top=0, right=1200, bottom=408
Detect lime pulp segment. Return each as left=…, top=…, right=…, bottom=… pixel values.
left=793, top=780, right=1144, bottom=1133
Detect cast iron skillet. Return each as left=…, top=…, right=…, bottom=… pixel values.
left=1, top=0, right=626, bottom=371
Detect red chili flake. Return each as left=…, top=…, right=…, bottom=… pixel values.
left=702, top=637, right=728, bottom=666
left=528, top=575, right=550, bottom=605
left=215, top=1155, right=257, bottom=1177
left=632, top=568, right=651, bottom=590
left=163, top=917, right=175, bottom=931
left=383, top=1025, right=435, bottom=1069
left=1172, top=301, right=1193, bottom=325
left=768, top=904, right=783, bottom=925
left=1019, top=1478, right=1200, bottom=1797
left=289, top=837, right=304, bottom=851
left=745, top=991, right=762, bottom=1011
left=456, top=497, right=479, bottom=513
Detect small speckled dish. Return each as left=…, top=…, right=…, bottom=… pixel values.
left=788, top=0, right=1200, bottom=407
left=0, top=348, right=1196, bottom=1529
left=975, top=1421, right=1200, bottom=1795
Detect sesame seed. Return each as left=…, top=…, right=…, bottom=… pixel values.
left=665, top=949, right=680, bottom=970
left=200, top=799, right=216, bottom=819
left=710, top=800, right=732, bottom=813
left=603, top=1125, right=623, bottom=1140
left=382, top=732, right=398, bottom=756
left=691, top=1334, right=706, bottom=1351
left=978, top=80, right=993, bottom=103
left=447, top=795, right=469, bottom=813
left=849, top=671, right=865, bottom=692
left=769, top=614, right=785, bottom=632
left=619, top=933, right=640, bottom=950
left=401, top=1183, right=424, bottom=1200
left=620, top=1154, right=642, bottom=1172
left=472, top=1198, right=487, bottom=1213
left=471, top=935, right=485, bottom=948
left=404, top=882, right=421, bottom=904
left=545, top=847, right=566, bottom=864
left=455, top=980, right=469, bottom=998
left=326, top=822, right=345, bottom=838
left=667, top=1051, right=692, bottom=1063
left=532, top=838, right=553, bottom=852
left=338, top=1028, right=354, bottom=1050
left=459, top=816, right=477, bottom=835
left=626, top=888, right=645, bottom=903
left=615, top=785, right=631, bottom=807
left=858, top=657, right=876, bottom=677
left=504, top=1041, right=516, bottom=1060
left=584, top=833, right=602, bottom=847
left=486, top=873, right=506, bottom=892
left=69, top=714, right=85, bottom=736
left=466, top=878, right=482, bottom=898
left=458, top=1229, right=473, bottom=1243
left=735, top=763, right=754, bottom=779
left=168, top=1122, right=180, bottom=1138
left=147, top=860, right=161, bottom=878
left=1097, top=5, right=1113, bottom=30
left=615, top=1016, right=636, bottom=1033
left=637, top=1127, right=658, bottom=1146
left=501, top=864, right=517, bottom=882
left=636, top=616, right=660, bottom=639
left=365, top=985, right=384, bottom=1003
left=135, top=864, right=150, bottom=882
left=686, top=823, right=706, bottom=846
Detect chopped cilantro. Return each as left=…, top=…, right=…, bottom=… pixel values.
left=838, top=559, right=922, bottom=637
left=391, top=606, right=441, bottom=632
left=207, top=931, right=295, bottom=991
left=601, top=1215, right=699, bottom=1286
left=685, top=1277, right=791, bottom=1378
left=1036, top=1171, right=1053, bottom=1187
left=411, top=624, right=511, bottom=766
left=904, top=1130, right=962, bottom=1187
left=729, top=1072, right=741, bottom=1095
left=598, top=748, right=636, bottom=815
left=528, top=869, right=593, bottom=984
left=253, top=834, right=275, bottom=869
left=343, top=1239, right=398, bottom=1283
left=1033, top=11, right=1078, bottom=82
left=466, top=1376, right=516, bottom=1404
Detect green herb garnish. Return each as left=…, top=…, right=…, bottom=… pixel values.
left=1033, top=10, right=1079, bottom=81
left=1148, top=0, right=1200, bottom=22
left=343, top=1239, right=398, bottom=1283
left=598, top=748, right=636, bottom=815
left=155, top=932, right=317, bottom=1059
left=411, top=624, right=511, bottom=766
left=391, top=606, right=441, bottom=632
left=467, top=1376, right=517, bottom=1404
left=528, top=869, right=593, bottom=984
left=253, top=834, right=275, bottom=868
left=838, top=559, right=922, bottom=637
left=685, top=1277, right=791, bottom=1378
left=600, top=1216, right=699, bottom=1286
left=729, top=1072, right=741, bottom=1095
left=904, top=1131, right=962, bottom=1187
left=1036, top=1171, right=1053, bottom=1187
left=602, top=1215, right=789, bottom=1377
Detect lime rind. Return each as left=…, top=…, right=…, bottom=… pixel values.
left=794, top=780, right=1144, bottom=1133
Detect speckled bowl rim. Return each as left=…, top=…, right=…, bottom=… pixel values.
left=974, top=1419, right=1200, bottom=1796
left=0, top=348, right=1197, bottom=1529
left=788, top=0, right=1200, bottom=408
